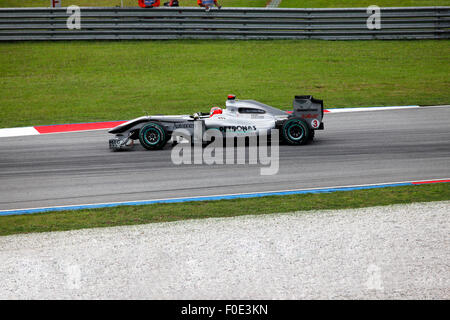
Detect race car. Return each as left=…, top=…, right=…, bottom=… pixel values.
left=108, top=95, right=324, bottom=151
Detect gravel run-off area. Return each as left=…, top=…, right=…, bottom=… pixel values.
left=0, top=201, right=449, bottom=299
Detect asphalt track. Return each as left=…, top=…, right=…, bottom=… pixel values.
left=0, top=106, right=449, bottom=211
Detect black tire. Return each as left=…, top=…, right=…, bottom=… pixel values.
left=308, top=129, right=315, bottom=142
left=139, top=122, right=168, bottom=150
left=281, top=118, right=310, bottom=145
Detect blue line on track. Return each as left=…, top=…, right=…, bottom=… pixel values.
left=0, top=182, right=416, bottom=216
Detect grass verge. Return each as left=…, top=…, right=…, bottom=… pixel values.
left=0, top=40, right=448, bottom=128
left=0, top=183, right=448, bottom=236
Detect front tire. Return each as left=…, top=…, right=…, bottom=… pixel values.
left=139, top=122, right=168, bottom=150
left=281, top=118, right=310, bottom=145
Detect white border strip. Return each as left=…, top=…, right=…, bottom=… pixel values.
left=326, top=105, right=419, bottom=113
left=0, top=127, right=39, bottom=138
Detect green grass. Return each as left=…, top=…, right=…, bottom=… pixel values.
left=0, top=40, right=448, bottom=128
left=0, top=183, right=448, bottom=236
left=281, top=0, right=450, bottom=7
left=0, top=0, right=267, bottom=8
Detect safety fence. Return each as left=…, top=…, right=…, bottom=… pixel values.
left=0, top=6, right=448, bottom=41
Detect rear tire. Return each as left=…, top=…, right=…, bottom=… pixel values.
left=308, top=129, right=315, bottom=142
left=281, top=118, right=310, bottom=145
left=139, top=122, right=168, bottom=150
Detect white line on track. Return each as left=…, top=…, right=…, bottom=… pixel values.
left=1, top=178, right=448, bottom=215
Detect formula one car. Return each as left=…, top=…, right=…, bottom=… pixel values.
left=108, top=95, right=324, bottom=151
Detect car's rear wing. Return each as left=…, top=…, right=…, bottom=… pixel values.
left=292, top=95, right=324, bottom=130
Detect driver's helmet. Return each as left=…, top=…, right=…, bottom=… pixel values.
left=210, top=106, right=223, bottom=117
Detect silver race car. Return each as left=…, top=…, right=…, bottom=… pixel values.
left=108, top=95, right=324, bottom=151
